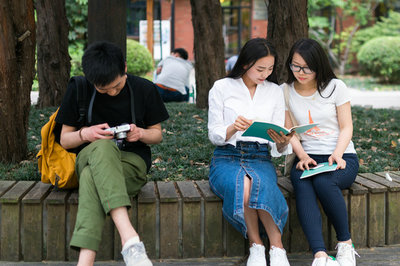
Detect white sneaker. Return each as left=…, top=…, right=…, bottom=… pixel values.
left=121, top=236, right=153, bottom=266
left=312, top=256, right=340, bottom=266
left=269, top=246, right=290, bottom=266
left=247, top=243, right=266, bottom=266
left=336, top=242, right=359, bottom=266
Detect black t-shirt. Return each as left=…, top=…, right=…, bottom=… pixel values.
left=55, top=74, right=169, bottom=171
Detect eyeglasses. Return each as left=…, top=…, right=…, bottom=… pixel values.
left=289, top=64, right=314, bottom=74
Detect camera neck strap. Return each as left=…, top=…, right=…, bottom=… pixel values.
left=86, top=76, right=136, bottom=125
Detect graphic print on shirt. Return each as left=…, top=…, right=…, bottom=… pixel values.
left=304, top=110, right=332, bottom=138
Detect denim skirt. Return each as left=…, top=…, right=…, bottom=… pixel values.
left=209, top=141, right=288, bottom=238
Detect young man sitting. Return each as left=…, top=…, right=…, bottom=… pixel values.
left=56, top=41, right=169, bottom=266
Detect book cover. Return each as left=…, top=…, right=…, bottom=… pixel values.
left=300, top=162, right=338, bottom=179
left=242, top=121, right=318, bottom=142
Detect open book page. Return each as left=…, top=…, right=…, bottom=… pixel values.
left=300, top=162, right=337, bottom=179
left=242, top=121, right=318, bottom=142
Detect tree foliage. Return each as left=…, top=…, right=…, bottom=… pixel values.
left=66, top=0, right=88, bottom=47
left=357, top=36, right=400, bottom=83
left=308, top=0, right=382, bottom=75
left=352, top=11, right=400, bottom=54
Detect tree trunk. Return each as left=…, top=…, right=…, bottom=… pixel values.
left=36, top=0, right=71, bottom=107
left=190, top=0, right=225, bottom=109
left=0, top=0, right=36, bottom=162
left=267, top=0, right=308, bottom=84
left=88, top=0, right=127, bottom=58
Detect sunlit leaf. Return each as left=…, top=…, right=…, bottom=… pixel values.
left=391, top=140, right=397, bottom=148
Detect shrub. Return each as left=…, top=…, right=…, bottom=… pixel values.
left=352, top=11, right=400, bottom=54
left=357, top=36, right=400, bottom=83
left=126, top=39, right=154, bottom=77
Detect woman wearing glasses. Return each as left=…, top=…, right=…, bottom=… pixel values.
left=283, top=38, right=359, bottom=266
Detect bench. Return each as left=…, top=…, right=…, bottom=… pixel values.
left=0, top=171, right=399, bottom=262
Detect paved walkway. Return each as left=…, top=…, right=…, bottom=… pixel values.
left=1, top=245, right=399, bottom=265
left=349, top=88, right=400, bottom=109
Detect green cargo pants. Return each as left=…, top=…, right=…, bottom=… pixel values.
left=70, top=139, right=147, bottom=251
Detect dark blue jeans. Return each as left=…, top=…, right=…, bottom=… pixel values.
left=156, top=85, right=189, bottom=102
left=290, top=153, right=359, bottom=254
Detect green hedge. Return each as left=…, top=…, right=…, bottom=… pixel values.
left=352, top=11, right=400, bottom=54
left=357, top=36, right=400, bottom=83
left=126, top=39, right=154, bottom=77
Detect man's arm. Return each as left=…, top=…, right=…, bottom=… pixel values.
left=126, top=123, right=163, bottom=144
left=156, top=66, right=162, bottom=75
left=59, top=123, right=114, bottom=149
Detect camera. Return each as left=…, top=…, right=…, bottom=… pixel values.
left=106, top=124, right=130, bottom=139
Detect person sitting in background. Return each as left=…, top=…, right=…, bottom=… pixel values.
left=155, top=48, right=193, bottom=102
left=225, top=54, right=238, bottom=75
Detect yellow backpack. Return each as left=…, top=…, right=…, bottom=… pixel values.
left=36, top=76, right=88, bottom=189
left=37, top=109, right=78, bottom=188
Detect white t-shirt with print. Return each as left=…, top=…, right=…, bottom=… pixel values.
left=208, top=77, right=292, bottom=157
left=283, top=79, right=356, bottom=155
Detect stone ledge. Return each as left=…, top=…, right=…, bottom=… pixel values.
left=0, top=171, right=399, bottom=262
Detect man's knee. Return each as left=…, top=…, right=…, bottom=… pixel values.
left=84, top=140, right=120, bottom=159
left=78, top=166, right=94, bottom=187
left=91, top=139, right=118, bottom=151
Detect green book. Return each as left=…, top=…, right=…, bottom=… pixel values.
left=300, top=162, right=338, bottom=179
left=242, top=121, right=318, bottom=142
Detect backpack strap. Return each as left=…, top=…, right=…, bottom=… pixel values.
left=87, top=88, right=96, bottom=125
left=73, top=75, right=98, bottom=125
left=74, top=76, right=88, bottom=126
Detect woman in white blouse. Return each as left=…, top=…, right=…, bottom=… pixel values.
left=208, top=38, right=293, bottom=266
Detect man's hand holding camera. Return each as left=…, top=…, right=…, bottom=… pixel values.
left=126, top=124, right=144, bottom=142
left=79, top=123, right=114, bottom=143
left=80, top=123, right=145, bottom=143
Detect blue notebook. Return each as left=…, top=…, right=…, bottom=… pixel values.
left=301, top=162, right=338, bottom=179
left=242, top=121, right=318, bottom=143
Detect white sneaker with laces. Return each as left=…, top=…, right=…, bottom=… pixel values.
left=336, top=242, right=359, bottom=266
left=312, top=256, right=340, bottom=266
left=121, top=236, right=153, bottom=266
left=269, top=245, right=290, bottom=266
left=247, top=243, right=266, bottom=266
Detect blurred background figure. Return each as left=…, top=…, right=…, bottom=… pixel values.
left=155, top=48, right=193, bottom=102
left=225, top=54, right=238, bottom=75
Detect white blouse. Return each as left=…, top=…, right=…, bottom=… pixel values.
left=208, top=77, right=291, bottom=157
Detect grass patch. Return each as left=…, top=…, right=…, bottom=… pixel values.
left=340, top=75, right=400, bottom=91
left=0, top=103, right=399, bottom=181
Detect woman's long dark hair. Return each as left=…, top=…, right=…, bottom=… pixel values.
left=285, top=38, right=336, bottom=96
left=227, top=38, right=278, bottom=84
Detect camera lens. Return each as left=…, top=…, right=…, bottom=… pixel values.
left=116, top=132, right=127, bottom=139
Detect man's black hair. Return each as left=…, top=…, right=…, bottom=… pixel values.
left=172, top=48, right=188, bottom=60
left=82, top=41, right=126, bottom=87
